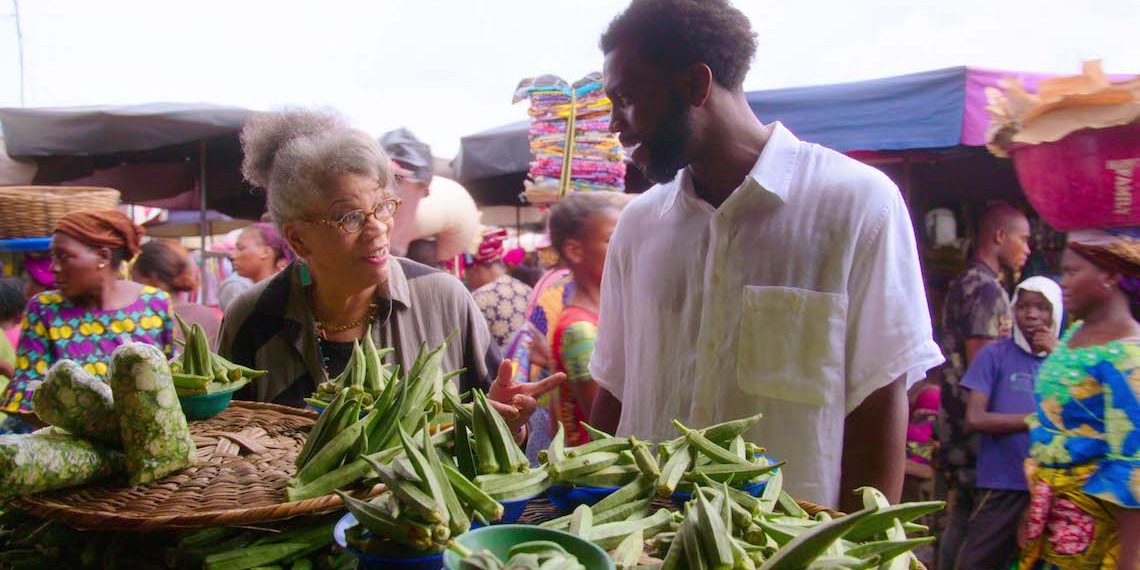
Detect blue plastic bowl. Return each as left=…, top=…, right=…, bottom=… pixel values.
left=0, top=237, right=52, bottom=252
left=470, top=494, right=537, bottom=528
left=177, top=391, right=233, bottom=421
left=545, top=484, right=620, bottom=512
left=334, top=513, right=445, bottom=570
left=671, top=454, right=780, bottom=508
left=499, top=495, right=533, bottom=523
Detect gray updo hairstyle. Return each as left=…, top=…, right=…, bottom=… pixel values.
left=240, top=108, right=395, bottom=226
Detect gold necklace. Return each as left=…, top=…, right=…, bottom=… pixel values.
left=314, top=302, right=378, bottom=340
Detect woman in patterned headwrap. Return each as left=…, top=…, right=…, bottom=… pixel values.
left=0, top=210, right=174, bottom=423
left=1020, top=228, right=1140, bottom=570
left=467, top=227, right=534, bottom=351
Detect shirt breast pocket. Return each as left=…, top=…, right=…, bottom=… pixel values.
left=736, top=285, right=848, bottom=407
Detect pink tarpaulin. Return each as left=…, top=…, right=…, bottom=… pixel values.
left=962, top=67, right=1137, bottom=146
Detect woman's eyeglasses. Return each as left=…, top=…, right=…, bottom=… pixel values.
left=309, top=197, right=402, bottom=234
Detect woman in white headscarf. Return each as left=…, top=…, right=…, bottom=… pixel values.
left=1012, top=277, right=1064, bottom=357
left=958, top=276, right=1063, bottom=569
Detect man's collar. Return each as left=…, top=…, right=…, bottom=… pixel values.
left=747, top=122, right=797, bottom=203
left=969, top=258, right=1000, bottom=278
left=657, top=169, right=688, bottom=218
left=659, top=122, right=798, bottom=218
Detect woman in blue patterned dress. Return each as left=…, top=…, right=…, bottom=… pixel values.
left=1021, top=229, right=1140, bottom=570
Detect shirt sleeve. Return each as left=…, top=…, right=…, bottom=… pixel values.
left=589, top=217, right=629, bottom=400
left=216, top=307, right=243, bottom=364
left=845, top=187, right=945, bottom=414
left=559, top=320, right=598, bottom=383
left=1082, top=356, right=1140, bottom=507
left=959, top=344, right=998, bottom=396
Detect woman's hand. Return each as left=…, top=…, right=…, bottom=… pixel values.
left=0, top=359, right=14, bottom=378
left=525, top=324, right=553, bottom=369
left=1032, top=330, right=1059, bottom=354
left=488, top=359, right=565, bottom=436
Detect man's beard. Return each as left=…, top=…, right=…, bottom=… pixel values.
left=640, top=94, right=693, bottom=185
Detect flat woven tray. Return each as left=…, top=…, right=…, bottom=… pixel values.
left=13, top=401, right=379, bottom=531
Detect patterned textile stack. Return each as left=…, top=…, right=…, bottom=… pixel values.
left=513, top=73, right=626, bottom=204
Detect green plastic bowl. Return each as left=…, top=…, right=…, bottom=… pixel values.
left=443, top=525, right=614, bottom=570
left=177, top=390, right=234, bottom=420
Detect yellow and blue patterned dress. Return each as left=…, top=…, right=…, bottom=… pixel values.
left=1022, top=324, right=1140, bottom=569
left=0, top=287, right=174, bottom=416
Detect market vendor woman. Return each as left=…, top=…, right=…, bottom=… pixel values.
left=1019, top=229, right=1140, bottom=570
left=220, top=109, right=564, bottom=435
left=0, top=210, right=175, bottom=420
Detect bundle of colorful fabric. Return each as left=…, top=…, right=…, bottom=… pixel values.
left=513, top=73, right=626, bottom=204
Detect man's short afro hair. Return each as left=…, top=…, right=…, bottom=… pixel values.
left=600, top=0, right=758, bottom=90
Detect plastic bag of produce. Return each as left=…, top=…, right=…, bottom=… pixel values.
left=109, top=342, right=196, bottom=485
left=0, top=432, right=125, bottom=501
left=32, top=360, right=121, bottom=448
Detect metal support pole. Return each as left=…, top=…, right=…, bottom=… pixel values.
left=198, top=140, right=208, bottom=303
left=12, top=0, right=26, bottom=106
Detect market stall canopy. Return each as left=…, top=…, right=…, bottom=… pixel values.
left=0, top=138, right=36, bottom=185
left=0, top=103, right=265, bottom=218
left=0, top=103, right=252, bottom=156
left=451, top=66, right=1126, bottom=203
left=452, top=120, right=531, bottom=182
left=746, top=66, right=1133, bottom=152
left=144, top=209, right=255, bottom=239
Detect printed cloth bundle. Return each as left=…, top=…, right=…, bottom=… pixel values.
left=513, top=72, right=627, bottom=203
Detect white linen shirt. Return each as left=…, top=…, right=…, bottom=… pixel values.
left=589, top=123, right=944, bottom=507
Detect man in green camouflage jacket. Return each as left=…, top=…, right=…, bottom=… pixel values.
left=936, top=203, right=1031, bottom=569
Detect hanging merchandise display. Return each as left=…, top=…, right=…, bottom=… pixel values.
left=513, top=73, right=626, bottom=204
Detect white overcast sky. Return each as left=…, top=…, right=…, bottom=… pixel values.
left=1, top=0, right=1138, bottom=157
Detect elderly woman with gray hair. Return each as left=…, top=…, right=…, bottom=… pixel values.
left=219, top=109, right=564, bottom=436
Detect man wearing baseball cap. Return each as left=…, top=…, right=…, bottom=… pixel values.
left=379, top=127, right=433, bottom=257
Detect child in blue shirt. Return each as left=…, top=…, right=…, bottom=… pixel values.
left=957, top=276, right=1062, bottom=569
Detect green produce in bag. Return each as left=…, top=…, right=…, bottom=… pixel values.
left=32, top=360, right=121, bottom=448
left=109, top=342, right=196, bottom=485
left=0, top=432, right=125, bottom=501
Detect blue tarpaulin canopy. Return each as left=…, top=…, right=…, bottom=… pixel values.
left=451, top=66, right=1094, bottom=205
left=453, top=67, right=976, bottom=185
left=744, top=67, right=967, bottom=153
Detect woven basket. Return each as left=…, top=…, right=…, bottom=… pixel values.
left=13, top=401, right=382, bottom=531
left=0, top=186, right=120, bottom=239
